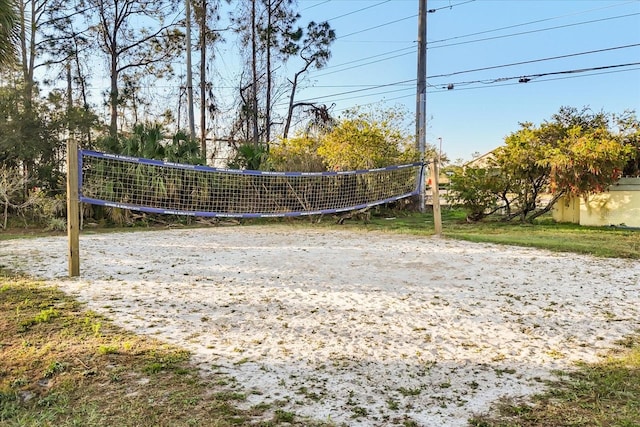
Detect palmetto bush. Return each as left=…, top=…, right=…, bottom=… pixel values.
left=90, top=123, right=206, bottom=225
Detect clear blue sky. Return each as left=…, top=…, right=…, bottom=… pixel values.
left=261, top=0, right=640, bottom=163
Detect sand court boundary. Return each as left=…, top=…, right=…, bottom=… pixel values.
left=1, top=226, right=638, bottom=426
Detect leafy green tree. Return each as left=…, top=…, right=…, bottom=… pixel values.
left=317, top=107, right=421, bottom=170
left=270, top=106, right=423, bottom=173
left=1, top=0, right=98, bottom=194
left=450, top=107, right=637, bottom=223
left=10, top=0, right=62, bottom=184
left=269, top=134, right=325, bottom=172
left=0, top=0, right=17, bottom=65
left=493, top=122, right=557, bottom=222
left=617, top=111, right=640, bottom=176
left=446, top=167, right=512, bottom=222
left=499, top=107, right=633, bottom=221
left=543, top=127, right=634, bottom=196
left=0, top=83, right=66, bottom=191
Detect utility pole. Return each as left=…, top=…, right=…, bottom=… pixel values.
left=416, top=0, right=427, bottom=213
left=185, top=0, right=196, bottom=137
left=417, top=1, right=442, bottom=234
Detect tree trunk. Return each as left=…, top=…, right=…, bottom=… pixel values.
left=18, top=0, right=34, bottom=107
left=185, top=0, right=195, bottom=137
left=265, top=0, right=272, bottom=146
left=106, top=0, right=120, bottom=138
left=109, top=52, right=118, bottom=137
left=73, top=43, right=92, bottom=146
left=527, top=191, right=565, bottom=222
left=27, top=0, right=35, bottom=101
left=66, top=60, right=72, bottom=127
left=251, top=0, right=259, bottom=145
left=283, top=62, right=311, bottom=139
left=3, top=200, right=8, bottom=230
left=199, top=0, right=207, bottom=157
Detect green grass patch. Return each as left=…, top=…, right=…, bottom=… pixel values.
left=0, top=273, right=329, bottom=426
left=443, top=220, right=640, bottom=259
left=330, top=208, right=639, bottom=259
left=469, top=335, right=640, bottom=426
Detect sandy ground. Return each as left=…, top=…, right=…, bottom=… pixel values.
left=1, top=226, right=639, bottom=426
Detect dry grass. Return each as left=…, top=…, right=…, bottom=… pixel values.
left=0, top=273, right=329, bottom=427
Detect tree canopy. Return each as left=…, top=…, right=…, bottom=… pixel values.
left=1, top=0, right=639, bottom=226
left=270, top=106, right=423, bottom=172
left=448, top=107, right=639, bottom=222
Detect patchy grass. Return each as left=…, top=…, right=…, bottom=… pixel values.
left=469, top=335, right=640, bottom=426
left=0, top=271, right=329, bottom=426
left=333, top=209, right=640, bottom=259
left=441, top=218, right=640, bottom=259
left=0, top=230, right=64, bottom=241
left=3, top=208, right=638, bottom=259
left=1, top=210, right=639, bottom=425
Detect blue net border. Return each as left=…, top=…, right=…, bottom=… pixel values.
left=80, top=150, right=422, bottom=177
left=78, top=193, right=419, bottom=218
left=78, top=150, right=424, bottom=218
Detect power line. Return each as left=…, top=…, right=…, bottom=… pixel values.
left=328, top=1, right=636, bottom=49
left=428, top=12, right=640, bottom=50
left=308, top=12, right=639, bottom=79
left=284, top=79, right=415, bottom=105
left=311, top=50, right=415, bottom=78
left=302, top=87, right=415, bottom=105
left=331, top=65, right=640, bottom=112
left=338, top=40, right=417, bottom=44
left=312, top=83, right=414, bottom=88
left=85, top=46, right=640, bottom=96
left=310, top=45, right=415, bottom=74
left=428, top=43, right=640, bottom=80
left=312, top=40, right=640, bottom=80
left=293, top=62, right=640, bottom=104
left=428, top=0, right=638, bottom=45
left=428, top=66, right=640, bottom=94
left=324, top=0, right=391, bottom=21
left=333, top=0, right=476, bottom=40
left=301, top=0, right=331, bottom=12
left=337, top=14, right=417, bottom=40
left=427, top=0, right=476, bottom=14
left=436, top=62, right=640, bottom=89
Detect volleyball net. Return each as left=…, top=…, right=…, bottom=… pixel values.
left=78, top=150, right=424, bottom=218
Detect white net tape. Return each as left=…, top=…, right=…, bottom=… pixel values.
left=79, top=150, right=423, bottom=217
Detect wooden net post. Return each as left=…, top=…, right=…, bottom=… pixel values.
left=66, top=137, right=80, bottom=277
left=430, top=159, right=442, bottom=236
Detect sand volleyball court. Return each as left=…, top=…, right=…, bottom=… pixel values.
left=1, top=226, right=638, bottom=426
